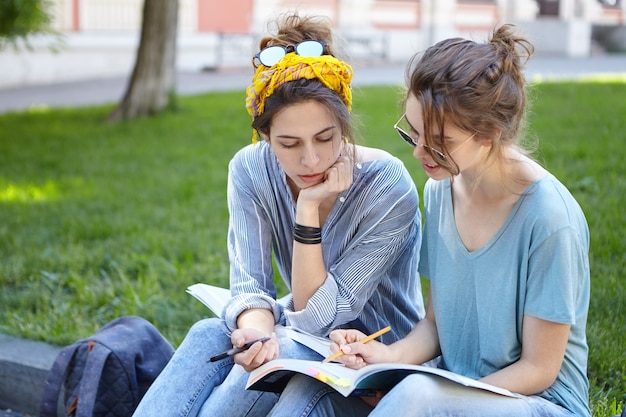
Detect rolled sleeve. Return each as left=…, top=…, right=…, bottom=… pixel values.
left=284, top=273, right=339, bottom=336
left=223, top=293, right=285, bottom=332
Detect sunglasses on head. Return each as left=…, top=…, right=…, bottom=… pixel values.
left=253, top=40, right=327, bottom=67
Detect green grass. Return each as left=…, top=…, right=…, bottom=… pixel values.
left=0, top=81, right=624, bottom=416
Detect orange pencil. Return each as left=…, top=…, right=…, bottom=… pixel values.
left=322, top=326, right=391, bottom=363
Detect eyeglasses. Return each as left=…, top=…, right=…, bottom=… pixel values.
left=253, top=40, right=327, bottom=67
left=393, top=114, right=476, bottom=162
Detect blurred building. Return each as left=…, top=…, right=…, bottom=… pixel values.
left=1, top=0, right=624, bottom=87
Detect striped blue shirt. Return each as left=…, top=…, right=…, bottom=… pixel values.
left=223, top=142, right=425, bottom=343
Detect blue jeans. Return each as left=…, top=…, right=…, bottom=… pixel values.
left=132, top=318, right=323, bottom=417
left=267, top=373, right=576, bottom=417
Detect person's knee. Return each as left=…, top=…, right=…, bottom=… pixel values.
left=378, top=374, right=454, bottom=410
left=178, top=318, right=229, bottom=354
left=283, top=374, right=315, bottom=394
left=188, top=317, right=226, bottom=338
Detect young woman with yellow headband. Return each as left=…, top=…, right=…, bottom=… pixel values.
left=132, top=13, right=426, bottom=417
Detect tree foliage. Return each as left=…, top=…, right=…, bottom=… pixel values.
left=0, top=0, right=56, bottom=49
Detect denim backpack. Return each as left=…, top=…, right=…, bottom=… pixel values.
left=39, top=316, right=174, bottom=417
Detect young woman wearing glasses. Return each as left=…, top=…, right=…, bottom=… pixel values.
left=266, top=24, right=590, bottom=417
left=132, top=13, right=426, bottom=417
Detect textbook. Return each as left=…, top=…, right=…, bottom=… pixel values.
left=188, top=284, right=517, bottom=399
left=246, top=358, right=519, bottom=398
left=186, top=283, right=332, bottom=358
left=187, top=283, right=291, bottom=318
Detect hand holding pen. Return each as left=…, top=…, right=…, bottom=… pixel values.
left=208, top=337, right=271, bottom=362
left=323, top=326, right=391, bottom=363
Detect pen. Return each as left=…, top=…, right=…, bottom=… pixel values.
left=207, top=336, right=271, bottom=362
left=322, top=326, right=391, bottom=363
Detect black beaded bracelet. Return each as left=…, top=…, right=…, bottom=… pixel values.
left=293, top=223, right=322, bottom=244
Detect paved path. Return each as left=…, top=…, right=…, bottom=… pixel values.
left=1, top=54, right=625, bottom=114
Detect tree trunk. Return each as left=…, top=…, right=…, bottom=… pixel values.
left=108, top=0, right=179, bottom=122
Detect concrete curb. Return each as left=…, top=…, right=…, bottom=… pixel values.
left=0, top=334, right=61, bottom=416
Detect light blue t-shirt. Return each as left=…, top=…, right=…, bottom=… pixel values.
left=419, top=174, right=590, bottom=417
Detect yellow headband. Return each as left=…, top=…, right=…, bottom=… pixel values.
left=245, top=53, right=353, bottom=143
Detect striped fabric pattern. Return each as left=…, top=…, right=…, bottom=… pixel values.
left=223, top=142, right=425, bottom=343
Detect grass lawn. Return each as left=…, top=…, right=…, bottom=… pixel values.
left=0, top=81, right=624, bottom=416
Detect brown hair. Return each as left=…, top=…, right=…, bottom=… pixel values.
left=251, top=13, right=355, bottom=156
left=257, top=14, right=340, bottom=58
left=405, top=24, right=534, bottom=176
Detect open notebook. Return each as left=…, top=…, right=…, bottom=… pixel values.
left=186, top=283, right=331, bottom=357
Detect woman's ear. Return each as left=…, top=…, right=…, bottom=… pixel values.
left=260, top=131, right=270, bottom=142
left=480, top=129, right=501, bottom=148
